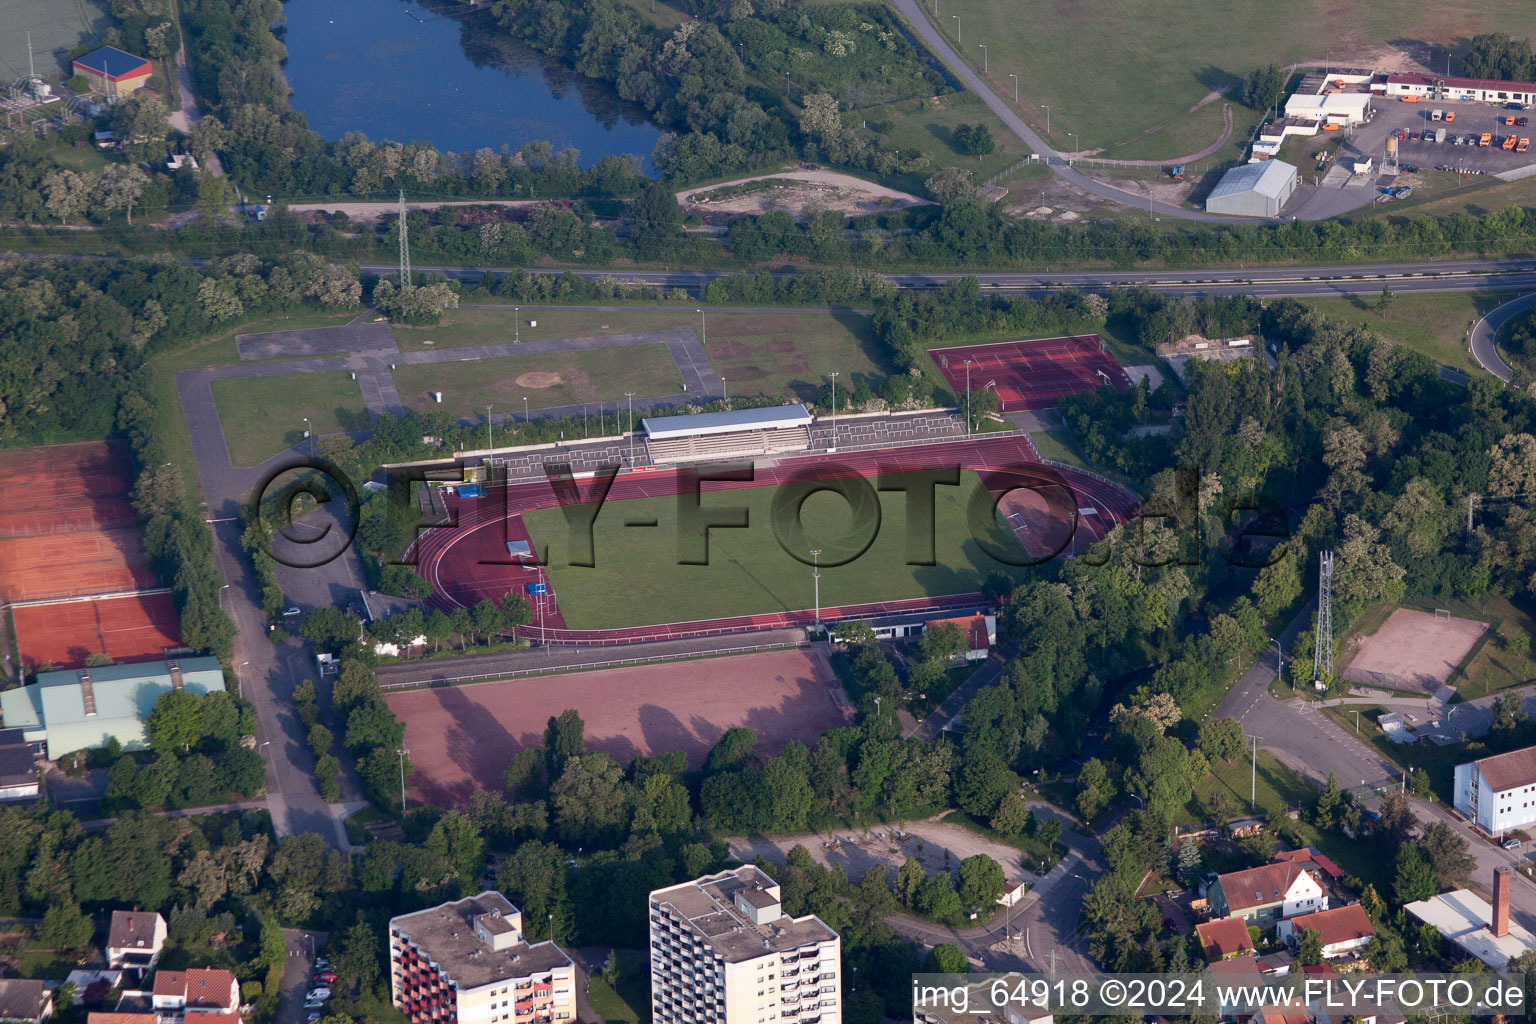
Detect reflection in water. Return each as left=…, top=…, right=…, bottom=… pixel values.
left=283, top=0, right=662, bottom=165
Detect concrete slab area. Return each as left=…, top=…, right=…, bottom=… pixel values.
left=238, top=314, right=398, bottom=360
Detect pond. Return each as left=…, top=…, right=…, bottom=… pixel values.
left=281, top=0, right=663, bottom=166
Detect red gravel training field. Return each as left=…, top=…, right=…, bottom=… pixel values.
left=387, top=648, right=850, bottom=807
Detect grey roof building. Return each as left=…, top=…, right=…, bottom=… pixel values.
left=1205, top=160, right=1299, bottom=218
left=0, top=979, right=53, bottom=1024
left=0, top=658, right=224, bottom=760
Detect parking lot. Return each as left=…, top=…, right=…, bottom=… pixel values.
left=1303, top=96, right=1536, bottom=181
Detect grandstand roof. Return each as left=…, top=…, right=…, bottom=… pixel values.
left=642, top=405, right=812, bottom=440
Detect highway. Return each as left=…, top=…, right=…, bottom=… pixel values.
left=357, top=257, right=1536, bottom=302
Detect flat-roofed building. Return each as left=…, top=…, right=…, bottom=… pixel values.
left=388, top=892, right=575, bottom=1024
left=1205, top=161, right=1299, bottom=218
left=650, top=866, right=841, bottom=1024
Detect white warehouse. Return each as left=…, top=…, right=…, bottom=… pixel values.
left=1284, top=93, right=1372, bottom=126
left=1453, top=745, right=1536, bottom=836
left=1205, top=159, right=1299, bottom=218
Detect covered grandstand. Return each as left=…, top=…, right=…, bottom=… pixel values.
left=641, top=405, right=815, bottom=463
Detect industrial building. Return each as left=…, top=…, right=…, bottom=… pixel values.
left=1405, top=868, right=1535, bottom=970
left=1383, top=72, right=1536, bottom=106
left=0, top=657, right=224, bottom=760
left=1453, top=744, right=1536, bottom=835
left=1205, top=160, right=1299, bottom=217
left=71, top=46, right=153, bottom=98
left=650, top=866, right=841, bottom=1024
left=388, top=892, right=576, bottom=1024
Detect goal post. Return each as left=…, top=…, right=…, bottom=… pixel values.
left=1435, top=608, right=1452, bottom=619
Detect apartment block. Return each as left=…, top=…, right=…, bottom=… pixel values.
left=649, top=866, right=841, bottom=1024
left=388, top=892, right=575, bottom=1024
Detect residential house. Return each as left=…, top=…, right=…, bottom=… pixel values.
left=1208, top=861, right=1327, bottom=924
left=1276, top=904, right=1374, bottom=959
left=1195, top=916, right=1255, bottom=961
left=0, top=729, right=39, bottom=802
left=0, top=980, right=53, bottom=1024
left=150, top=969, right=239, bottom=1021
left=107, top=911, right=167, bottom=974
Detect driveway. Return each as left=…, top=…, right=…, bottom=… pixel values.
left=1469, top=292, right=1531, bottom=380
left=278, top=929, right=327, bottom=1024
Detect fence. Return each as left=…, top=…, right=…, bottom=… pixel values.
left=377, top=637, right=811, bottom=690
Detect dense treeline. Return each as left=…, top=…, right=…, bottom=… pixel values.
left=1463, top=32, right=1536, bottom=83
left=101, top=689, right=265, bottom=812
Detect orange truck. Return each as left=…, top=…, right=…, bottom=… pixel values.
left=1401, top=95, right=1420, bottom=102
left=1506, top=115, right=1519, bottom=125
left=1480, top=132, right=1493, bottom=146
left=1504, top=135, right=1518, bottom=150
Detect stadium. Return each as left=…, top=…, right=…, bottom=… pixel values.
left=401, top=380, right=1138, bottom=646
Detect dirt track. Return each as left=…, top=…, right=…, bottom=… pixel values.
left=387, top=647, right=852, bottom=807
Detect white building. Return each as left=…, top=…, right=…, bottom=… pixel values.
left=1209, top=861, right=1327, bottom=923
left=1385, top=73, right=1536, bottom=106
left=650, top=866, right=841, bottom=1024
left=1453, top=745, right=1536, bottom=835
left=106, top=910, right=167, bottom=973
left=1283, top=93, right=1372, bottom=126
left=1205, top=161, right=1299, bottom=218
left=1405, top=869, right=1535, bottom=970
left=388, top=892, right=576, bottom=1024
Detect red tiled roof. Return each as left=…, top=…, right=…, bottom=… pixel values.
left=1287, top=904, right=1374, bottom=950
left=927, top=614, right=991, bottom=652
left=89, top=1015, right=157, bottom=1024
left=1196, top=916, right=1255, bottom=959
left=152, top=969, right=237, bottom=1010
left=1471, top=746, right=1536, bottom=793
left=1272, top=848, right=1345, bottom=881
left=1217, top=862, right=1315, bottom=913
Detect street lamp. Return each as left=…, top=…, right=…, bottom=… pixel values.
left=810, top=549, right=822, bottom=627
left=951, top=14, right=960, bottom=41
left=979, top=43, right=987, bottom=73
left=514, top=307, right=520, bottom=344
left=1009, top=73, right=1018, bottom=103
left=522, top=395, right=529, bottom=423
left=397, top=747, right=409, bottom=812
left=625, top=392, right=636, bottom=465
left=485, top=405, right=493, bottom=451
left=697, top=308, right=706, bottom=346
left=1041, top=105, right=1050, bottom=134
left=827, top=371, right=838, bottom=452
left=302, top=417, right=311, bottom=456
left=721, top=376, right=727, bottom=405
left=1269, top=637, right=1283, bottom=677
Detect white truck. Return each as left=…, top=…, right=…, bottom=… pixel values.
left=1435, top=127, right=1447, bottom=143
left=1431, top=108, right=1444, bottom=121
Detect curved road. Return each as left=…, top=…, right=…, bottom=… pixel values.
left=886, top=0, right=1252, bottom=223
left=1470, top=292, right=1534, bottom=380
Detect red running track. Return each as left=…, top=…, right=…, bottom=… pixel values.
left=930, top=335, right=1133, bottom=412
left=409, top=434, right=1139, bottom=645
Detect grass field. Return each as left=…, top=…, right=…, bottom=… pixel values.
left=524, top=469, right=1029, bottom=629
left=1450, top=596, right=1536, bottom=700
left=393, top=307, right=892, bottom=404
left=150, top=309, right=363, bottom=500
left=865, top=91, right=1038, bottom=194
left=1, top=0, right=110, bottom=79
left=584, top=953, right=652, bottom=1024
left=911, top=0, right=1536, bottom=156
left=1027, top=429, right=1086, bottom=470
left=211, top=371, right=371, bottom=467
left=1294, top=291, right=1520, bottom=374
left=394, top=345, right=681, bottom=418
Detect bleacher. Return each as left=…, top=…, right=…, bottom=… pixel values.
left=645, top=425, right=812, bottom=464
left=809, top=412, right=966, bottom=450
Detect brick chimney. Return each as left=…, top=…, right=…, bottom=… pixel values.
left=1493, top=866, right=1511, bottom=938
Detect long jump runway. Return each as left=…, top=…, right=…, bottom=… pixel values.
left=409, top=434, right=1138, bottom=645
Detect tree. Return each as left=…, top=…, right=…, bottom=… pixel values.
left=43, top=170, right=93, bottom=224
left=1241, top=65, right=1286, bottom=111
left=96, top=163, right=152, bottom=224
left=1076, top=757, right=1113, bottom=820
left=301, top=608, right=362, bottom=653
left=38, top=901, right=94, bottom=958
left=307, top=724, right=334, bottom=759
left=1198, top=718, right=1244, bottom=762
left=918, top=622, right=967, bottom=666
left=956, top=854, right=1005, bottom=909
left=544, top=710, right=586, bottom=777
left=798, top=92, right=842, bottom=141
left=1377, top=791, right=1418, bottom=847
left=990, top=793, right=1032, bottom=837
left=549, top=753, right=627, bottom=847
left=146, top=690, right=205, bottom=751
left=344, top=700, right=404, bottom=753
left=426, top=810, right=486, bottom=883
left=1394, top=845, right=1438, bottom=904
left=193, top=170, right=233, bottom=223
left=1296, top=926, right=1323, bottom=966
left=1176, top=838, right=1203, bottom=885
left=627, top=180, right=683, bottom=259
left=332, top=661, right=380, bottom=711
left=1464, top=32, right=1536, bottom=82
left=894, top=857, right=926, bottom=908
left=918, top=872, right=963, bottom=921
left=952, top=123, right=995, bottom=157
left=1252, top=551, right=1302, bottom=617
left=1420, top=821, right=1474, bottom=890
left=1313, top=772, right=1342, bottom=830
left=924, top=943, right=968, bottom=973
left=925, top=166, right=974, bottom=205
left=1494, top=690, right=1527, bottom=735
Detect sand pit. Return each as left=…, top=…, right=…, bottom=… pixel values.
left=387, top=647, right=851, bottom=807
left=677, top=169, right=929, bottom=220
left=515, top=372, right=563, bottom=388
left=1342, top=607, right=1488, bottom=694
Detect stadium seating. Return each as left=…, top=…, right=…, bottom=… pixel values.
left=645, top=426, right=812, bottom=463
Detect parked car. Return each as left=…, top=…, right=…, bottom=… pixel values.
left=1504, top=838, right=1522, bottom=850
left=1421, top=129, right=1435, bottom=141
left=307, top=1014, right=322, bottom=1022
left=306, top=989, right=332, bottom=1003
left=1395, top=185, right=1413, bottom=198
left=1508, top=102, right=1526, bottom=110
left=312, top=972, right=337, bottom=983
left=314, top=959, right=330, bottom=969
left=1519, top=117, right=1531, bottom=127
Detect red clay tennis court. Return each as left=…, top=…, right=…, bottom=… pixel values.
left=929, top=335, right=1133, bottom=412
left=0, top=440, right=155, bottom=603
left=12, top=592, right=182, bottom=671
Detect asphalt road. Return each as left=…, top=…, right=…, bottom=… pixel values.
left=1469, top=292, right=1533, bottom=379
left=883, top=0, right=1250, bottom=225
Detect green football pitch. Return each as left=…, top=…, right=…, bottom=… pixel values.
left=521, top=470, right=1035, bottom=629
